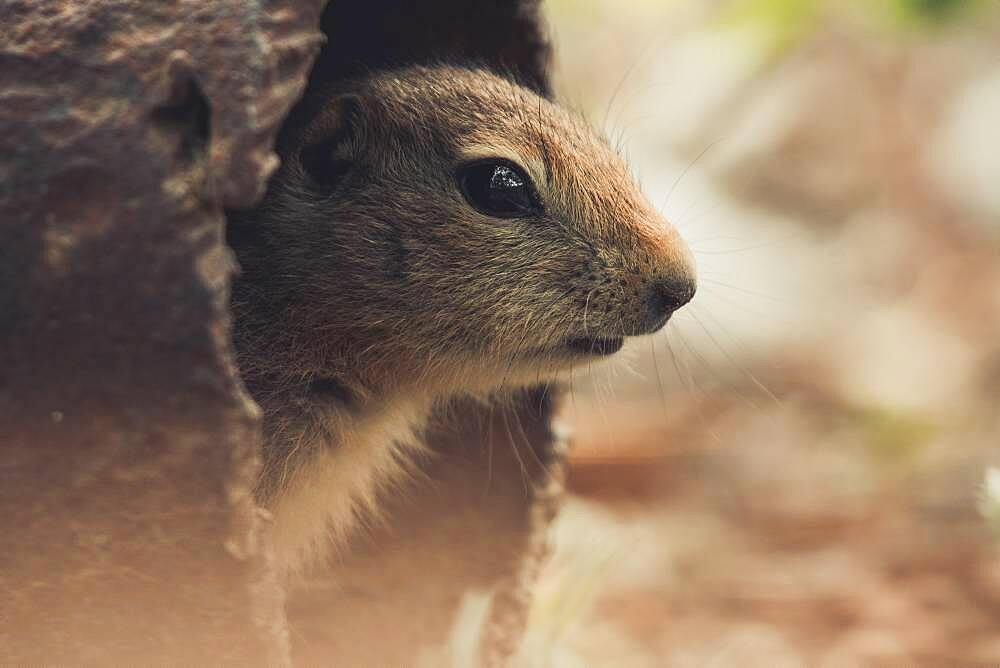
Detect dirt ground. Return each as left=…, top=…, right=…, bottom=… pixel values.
left=519, top=1, right=1000, bottom=665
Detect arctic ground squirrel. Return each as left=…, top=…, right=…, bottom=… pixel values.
left=227, top=65, right=696, bottom=572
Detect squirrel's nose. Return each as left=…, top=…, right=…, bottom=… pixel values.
left=653, top=276, right=696, bottom=314
left=644, top=275, right=696, bottom=331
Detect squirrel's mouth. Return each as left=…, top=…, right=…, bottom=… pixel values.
left=564, top=336, right=625, bottom=357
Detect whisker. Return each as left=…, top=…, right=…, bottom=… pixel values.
left=698, top=278, right=792, bottom=305
left=664, top=329, right=722, bottom=444
left=689, top=304, right=782, bottom=406
left=695, top=285, right=781, bottom=321
left=498, top=399, right=530, bottom=497
left=510, top=397, right=552, bottom=484
left=650, top=335, right=671, bottom=431
left=692, top=243, right=783, bottom=255
left=659, top=139, right=723, bottom=213
left=483, top=399, right=495, bottom=497
left=601, top=35, right=657, bottom=135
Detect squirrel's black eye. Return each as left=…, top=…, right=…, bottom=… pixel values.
left=457, top=160, right=540, bottom=218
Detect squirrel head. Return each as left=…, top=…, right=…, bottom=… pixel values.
left=229, top=66, right=696, bottom=402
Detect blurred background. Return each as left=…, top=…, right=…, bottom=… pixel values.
left=523, top=0, right=1000, bottom=665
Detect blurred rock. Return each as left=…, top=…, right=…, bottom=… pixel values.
left=930, top=69, right=1000, bottom=228
left=703, top=33, right=894, bottom=226
left=819, top=629, right=909, bottom=667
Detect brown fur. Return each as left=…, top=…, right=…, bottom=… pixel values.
left=227, top=65, right=695, bottom=571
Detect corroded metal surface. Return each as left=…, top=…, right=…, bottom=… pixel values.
left=0, top=0, right=323, bottom=662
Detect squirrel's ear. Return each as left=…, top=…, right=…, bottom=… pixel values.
left=298, top=93, right=364, bottom=192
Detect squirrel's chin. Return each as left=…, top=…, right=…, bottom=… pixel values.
left=563, top=336, right=625, bottom=357
left=507, top=335, right=626, bottom=362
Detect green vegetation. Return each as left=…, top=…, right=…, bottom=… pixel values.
left=980, top=467, right=1000, bottom=541
left=719, top=0, right=985, bottom=58
left=846, top=404, right=936, bottom=468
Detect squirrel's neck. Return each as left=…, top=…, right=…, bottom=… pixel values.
left=248, top=368, right=438, bottom=502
